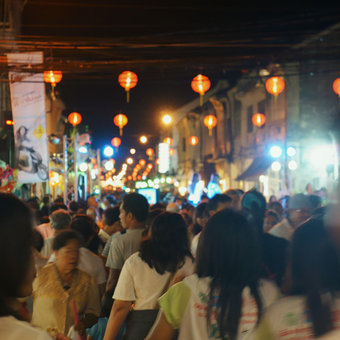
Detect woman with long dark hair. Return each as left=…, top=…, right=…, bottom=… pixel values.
left=103, top=212, right=194, bottom=340
left=253, top=218, right=340, bottom=339
left=0, top=193, right=52, bottom=339
left=147, top=209, right=279, bottom=340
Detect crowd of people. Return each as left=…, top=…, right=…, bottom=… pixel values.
left=1, top=187, right=340, bottom=340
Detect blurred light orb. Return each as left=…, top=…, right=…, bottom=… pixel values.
left=130, top=148, right=136, bottom=154
left=287, top=146, right=297, bottom=157
left=271, top=161, right=281, bottom=172
left=162, top=114, right=172, bottom=125
left=103, top=146, right=114, bottom=157
left=288, top=160, right=298, bottom=171
left=270, top=145, right=282, bottom=158
left=139, top=135, right=148, bottom=144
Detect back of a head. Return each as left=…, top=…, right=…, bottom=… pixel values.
left=0, top=194, right=33, bottom=315
left=122, top=193, right=149, bottom=222
left=140, top=212, right=192, bottom=274
left=291, top=218, right=340, bottom=337
left=241, top=190, right=267, bottom=233
left=208, top=194, right=232, bottom=213
left=196, top=209, right=261, bottom=283
left=53, top=230, right=81, bottom=251
left=70, top=214, right=95, bottom=244
left=195, top=202, right=209, bottom=219
left=49, top=202, right=68, bottom=215
left=103, top=206, right=120, bottom=226
left=50, top=209, right=71, bottom=231
left=69, top=201, right=79, bottom=213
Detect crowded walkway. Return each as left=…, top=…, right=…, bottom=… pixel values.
left=1, top=188, right=340, bottom=340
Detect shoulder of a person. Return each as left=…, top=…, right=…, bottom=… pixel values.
left=263, top=295, right=305, bottom=319
left=36, top=262, right=54, bottom=278
left=76, top=267, right=93, bottom=282
left=0, top=316, right=52, bottom=339
left=80, top=247, right=101, bottom=260
left=124, top=251, right=141, bottom=266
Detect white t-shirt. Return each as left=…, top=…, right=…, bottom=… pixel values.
left=49, top=247, right=106, bottom=284
left=106, top=229, right=144, bottom=270
left=113, top=252, right=195, bottom=310
left=269, top=219, right=295, bottom=241
left=190, top=232, right=201, bottom=257
left=0, top=316, right=52, bottom=340
left=253, top=295, right=340, bottom=340
left=41, top=237, right=54, bottom=259
left=159, top=274, right=279, bottom=340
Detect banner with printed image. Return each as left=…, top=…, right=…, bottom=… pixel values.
left=7, top=52, right=49, bottom=183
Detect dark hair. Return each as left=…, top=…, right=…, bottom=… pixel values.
left=122, top=193, right=149, bottom=222
left=0, top=194, right=33, bottom=318
left=103, top=206, right=120, bottom=226
left=139, top=212, right=192, bottom=274
left=208, top=194, right=232, bottom=212
left=290, top=218, right=340, bottom=337
left=53, top=230, right=81, bottom=251
left=195, top=202, right=210, bottom=219
left=54, top=197, right=64, bottom=204
left=32, top=229, right=44, bottom=252
left=268, top=201, right=283, bottom=211
left=151, top=202, right=166, bottom=210
left=196, top=209, right=262, bottom=340
left=265, top=209, right=279, bottom=222
left=241, top=190, right=267, bottom=233
left=308, top=194, right=322, bottom=211
left=69, top=201, right=79, bottom=213
left=49, top=202, right=68, bottom=215
left=70, top=214, right=96, bottom=244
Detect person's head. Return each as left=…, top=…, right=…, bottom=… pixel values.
left=0, top=194, right=35, bottom=316
left=53, top=231, right=81, bottom=273
left=269, top=195, right=277, bottom=203
left=166, top=202, right=180, bottom=213
left=241, top=190, right=267, bottom=233
left=290, top=218, right=340, bottom=337
left=49, top=202, right=68, bottom=216
left=120, top=193, right=149, bottom=229
left=208, top=194, right=232, bottom=215
left=268, top=201, right=283, bottom=218
left=102, top=206, right=121, bottom=235
left=139, top=212, right=192, bottom=274
left=87, top=196, right=98, bottom=209
left=224, top=189, right=241, bottom=210
left=68, top=201, right=79, bottom=215
left=70, top=214, right=96, bottom=246
left=263, top=210, right=280, bottom=233
left=195, top=202, right=210, bottom=228
left=308, top=194, right=322, bottom=212
left=287, top=194, right=312, bottom=228
left=50, top=209, right=71, bottom=233
left=196, top=209, right=262, bottom=339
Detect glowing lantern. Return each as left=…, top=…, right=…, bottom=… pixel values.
left=252, top=113, right=266, bottom=127
left=118, top=71, right=138, bottom=103
left=189, top=136, right=199, bottom=146
left=147, top=164, right=153, bottom=170
left=139, top=159, right=146, bottom=166
left=5, top=120, right=14, bottom=126
left=191, top=74, right=211, bottom=106
left=44, top=70, right=62, bottom=99
left=265, top=76, right=285, bottom=96
left=169, top=148, right=175, bottom=156
left=111, top=137, right=121, bottom=148
left=163, top=137, right=173, bottom=146
left=333, top=78, right=340, bottom=97
left=68, top=112, right=82, bottom=127
left=113, top=113, right=128, bottom=136
left=146, top=148, right=154, bottom=157
left=203, top=115, right=217, bottom=136
left=156, top=158, right=160, bottom=165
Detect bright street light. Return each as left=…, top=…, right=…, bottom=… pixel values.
left=103, top=146, right=114, bottom=157
left=269, top=145, right=282, bottom=158
left=139, top=135, right=148, bottom=144
left=162, top=114, right=172, bottom=125
left=271, top=161, right=281, bottom=171
left=130, top=148, right=136, bottom=155
left=126, top=157, right=134, bottom=165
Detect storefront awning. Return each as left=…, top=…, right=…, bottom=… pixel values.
left=235, top=156, right=273, bottom=181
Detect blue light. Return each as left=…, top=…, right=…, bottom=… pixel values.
left=78, top=146, right=88, bottom=154
left=103, top=146, right=114, bottom=157
left=269, top=145, right=282, bottom=158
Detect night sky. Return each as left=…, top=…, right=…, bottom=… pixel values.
left=20, top=1, right=340, bottom=156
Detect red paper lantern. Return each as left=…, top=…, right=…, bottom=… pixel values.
left=163, top=137, right=173, bottom=146
left=191, top=74, right=211, bottom=106
left=252, top=113, right=266, bottom=127
left=44, top=70, right=62, bottom=99
left=113, top=113, right=128, bottom=136
left=111, top=137, right=121, bottom=148
left=146, top=148, right=154, bottom=157
left=203, top=115, right=217, bottom=136
left=68, top=112, right=82, bottom=127
left=333, top=78, right=340, bottom=97
left=265, top=76, right=285, bottom=96
left=189, top=136, right=199, bottom=146
left=118, top=71, right=138, bottom=103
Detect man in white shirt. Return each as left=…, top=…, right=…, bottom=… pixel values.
left=269, top=193, right=312, bottom=241
left=98, top=207, right=122, bottom=244
left=105, top=193, right=149, bottom=299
